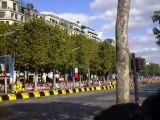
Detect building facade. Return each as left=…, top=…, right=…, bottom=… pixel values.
left=0, top=0, right=100, bottom=41
left=0, top=0, right=25, bottom=24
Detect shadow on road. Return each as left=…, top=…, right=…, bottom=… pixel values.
left=0, top=101, right=103, bottom=120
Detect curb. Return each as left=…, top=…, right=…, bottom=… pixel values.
left=0, top=81, right=159, bottom=102
left=0, top=85, right=114, bottom=102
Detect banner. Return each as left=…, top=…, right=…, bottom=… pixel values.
left=7, top=55, right=13, bottom=78
left=0, top=56, right=6, bottom=77
left=74, top=64, right=78, bottom=78
left=68, top=68, right=73, bottom=81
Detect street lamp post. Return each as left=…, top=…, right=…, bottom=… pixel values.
left=4, top=38, right=7, bottom=94
left=132, top=53, right=139, bottom=104
left=12, top=29, right=18, bottom=85
left=72, top=46, right=82, bottom=88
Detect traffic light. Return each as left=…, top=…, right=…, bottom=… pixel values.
left=131, top=57, right=145, bottom=71
left=136, top=58, right=145, bottom=70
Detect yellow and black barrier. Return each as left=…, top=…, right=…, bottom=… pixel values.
left=0, top=85, right=115, bottom=102
left=0, top=80, right=159, bottom=102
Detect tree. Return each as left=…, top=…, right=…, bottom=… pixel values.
left=145, top=63, right=160, bottom=76
left=26, top=3, right=34, bottom=10
left=55, top=27, right=75, bottom=75
left=152, top=11, right=160, bottom=46
left=71, top=35, right=99, bottom=85
left=116, top=0, right=131, bottom=104
left=98, top=41, right=116, bottom=79
left=16, top=19, right=50, bottom=69
left=0, top=22, right=12, bottom=56
left=16, top=19, right=52, bottom=90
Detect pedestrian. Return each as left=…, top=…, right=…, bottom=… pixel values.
left=93, top=103, right=145, bottom=120
left=141, top=91, right=160, bottom=120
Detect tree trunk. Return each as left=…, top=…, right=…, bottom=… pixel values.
left=87, top=65, right=90, bottom=86
left=34, top=66, right=38, bottom=91
left=116, top=0, right=131, bottom=104
left=53, top=68, right=56, bottom=89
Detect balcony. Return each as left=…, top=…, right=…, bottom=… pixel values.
left=0, top=6, right=25, bottom=15
left=0, top=15, right=25, bottom=23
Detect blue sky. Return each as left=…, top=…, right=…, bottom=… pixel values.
left=24, top=0, right=93, bottom=14
left=23, top=0, right=160, bottom=64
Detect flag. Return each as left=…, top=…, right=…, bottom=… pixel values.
left=74, top=64, right=78, bottom=78
left=7, top=55, right=13, bottom=78
left=0, top=56, right=6, bottom=77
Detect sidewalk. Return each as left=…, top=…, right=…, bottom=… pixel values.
left=0, top=92, right=11, bottom=95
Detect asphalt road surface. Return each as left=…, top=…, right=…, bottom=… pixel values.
left=0, top=83, right=159, bottom=120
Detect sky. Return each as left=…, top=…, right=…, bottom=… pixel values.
left=23, top=0, right=160, bottom=64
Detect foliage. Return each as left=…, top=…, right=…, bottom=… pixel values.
left=152, top=11, right=160, bottom=46
left=140, top=63, right=160, bottom=76
left=0, top=22, right=13, bottom=56
left=0, top=19, right=116, bottom=77
left=16, top=19, right=50, bottom=69
left=2, top=18, right=159, bottom=79
left=98, top=41, right=116, bottom=75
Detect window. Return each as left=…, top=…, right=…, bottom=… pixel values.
left=13, top=3, right=16, bottom=11
left=21, top=16, right=23, bottom=21
left=11, top=13, right=14, bottom=18
left=15, top=14, right=17, bottom=19
left=6, top=21, right=9, bottom=24
left=21, top=7, right=25, bottom=14
left=0, top=12, right=5, bottom=18
left=2, top=1, right=7, bottom=9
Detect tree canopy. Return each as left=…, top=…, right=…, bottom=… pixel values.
left=152, top=11, right=160, bottom=46
left=0, top=19, right=116, bottom=78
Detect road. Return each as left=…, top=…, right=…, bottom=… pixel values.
left=0, top=83, right=159, bottom=120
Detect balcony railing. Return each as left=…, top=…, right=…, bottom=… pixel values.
left=0, top=16, right=25, bottom=22
left=0, top=7, right=25, bottom=14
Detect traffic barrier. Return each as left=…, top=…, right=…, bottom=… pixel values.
left=0, top=80, right=159, bottom=102
left=69, top=89, right=73, bottom=94
left=86, top=87, right=90, bottom=92
left=129, top=83, right=134, bottom=86
left=102, top=86, right=107, bottom=90
left=61, top=89, right=66, bottom=95
left=80, top=88, right=85, bottom=92
left=0, top=96, right=2, bottom=102
left=21, top=93, right=29, bottom=99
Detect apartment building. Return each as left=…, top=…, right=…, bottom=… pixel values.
left=81, top=25, right=100, bottom=41
left=0, top=0, right=25, bottom=24
left=0, top=0, right=100, bottom=41
left=42, top=12, right=82, bottom=36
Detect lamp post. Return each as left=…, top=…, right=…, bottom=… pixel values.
left=13, top=29, right=18, bottom=85
left=4, top=38, right=7, bottom=94
left=132, top=53, right=139, bottom=104
left=72, top=46, right=82, bottom=88
left=132, top=53, right=144, bottom=104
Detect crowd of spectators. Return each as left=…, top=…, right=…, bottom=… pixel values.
left=0, top=83, right=4, bottom=93
left=24, top=82, right=52, bottom=92
left=0, top=76, right=159, bottom=93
